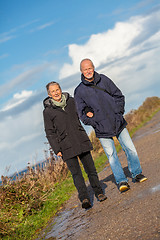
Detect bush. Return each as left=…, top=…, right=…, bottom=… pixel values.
left=0, top=153, right=68, bottom=239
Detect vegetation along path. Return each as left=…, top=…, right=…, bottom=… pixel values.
left=37, top=110, right=160, bottom=240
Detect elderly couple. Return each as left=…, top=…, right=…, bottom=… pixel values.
left=43, top=59, right=147, bottom=209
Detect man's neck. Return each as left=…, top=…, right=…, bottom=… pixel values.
left=85, top=77, right=94, bottom=82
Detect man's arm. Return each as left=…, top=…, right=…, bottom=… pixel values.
left=103, top=75, right=125, bottom=114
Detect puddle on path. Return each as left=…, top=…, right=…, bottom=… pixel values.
left=38, top=184, right=160, bottom=240
left=150, top=184, right=160, bottom=193
left=133, top=120, right=160, bottom=140
left=37, top=205, right=90, bottom=240
left=122, top=184, right=160, bottom=208
left=138, top=184, right=160, bottom=198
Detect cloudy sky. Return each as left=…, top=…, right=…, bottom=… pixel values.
left=0, top=0, right=160, bottom=177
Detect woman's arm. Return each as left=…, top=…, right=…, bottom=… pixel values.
left=43, top=110, right=61, bottom=154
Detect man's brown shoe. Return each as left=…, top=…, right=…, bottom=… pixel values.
left=97, top=194, right=107, bottom=202
left=82, top=199, right=91, bottom=209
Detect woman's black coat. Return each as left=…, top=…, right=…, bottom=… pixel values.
left=43, top=93, right=93, bottom=161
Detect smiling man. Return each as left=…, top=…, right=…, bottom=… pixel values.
left=74, top=59, right=147, bottom=193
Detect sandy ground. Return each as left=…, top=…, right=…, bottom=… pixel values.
left=37, top=111, right=160, bottom=240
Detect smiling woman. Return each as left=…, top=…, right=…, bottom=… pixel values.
left=43, top=81, right=107, bottom=208
left=47, top=82, right=62, bottom=102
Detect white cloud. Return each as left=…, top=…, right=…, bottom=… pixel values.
left=10, top=132, right=42, bottom=150
left=0, top=62, right=55, bottom=97
left=1, top=90, right=33, bottom=111
left=30, top=21, right=55, bottom=33
left=0, top=100, right=46, bottom=176
left=0, top=19, right=39, bottom=44
left=0, top=99, right=43, bottom=143
left=0, top=53, right=9, bottom=60
left=0, top=35, right=16, bottom=43
left=14, top=90, right=32, bottom=99
left=37, top=21, right=55, bottom=30
left=0, top=89, right=46, bottom=123
left=59, top=8, right=160, bottom=79
left=98, top=44, right=160, bottom=112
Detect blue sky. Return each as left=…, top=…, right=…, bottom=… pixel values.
left=0, top=0, right=160, bottom=177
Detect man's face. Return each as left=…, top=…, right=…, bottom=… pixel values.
left=81, top=60, right=94, bottom=81
left=48, top=84, right=62, bottom=102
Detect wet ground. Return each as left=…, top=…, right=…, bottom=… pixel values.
left=36, top=111, right=160, bottom=240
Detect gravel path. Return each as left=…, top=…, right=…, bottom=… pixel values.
left=38, top=111, right=160, bottom=240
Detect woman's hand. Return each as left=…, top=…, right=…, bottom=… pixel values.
left=57, top=152, right=62, bottom=157
left=86, top=112, right=94, bottom=118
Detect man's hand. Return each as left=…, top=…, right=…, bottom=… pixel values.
left=57, top=152, right=62, bottom=157
left=86, top=112, right=94, bottom=118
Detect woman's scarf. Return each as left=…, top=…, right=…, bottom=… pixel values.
left=51, top=94, right=67, bottom=110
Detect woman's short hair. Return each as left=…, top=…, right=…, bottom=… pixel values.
left=46, top=82, right=61, bottom=94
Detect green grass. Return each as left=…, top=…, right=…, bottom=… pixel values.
left=2, top=174, right=76, bottom=240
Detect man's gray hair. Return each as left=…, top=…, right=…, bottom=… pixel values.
left=46, top=81, right=61, bottom=94
left=80, top=58, right=95, bottom=71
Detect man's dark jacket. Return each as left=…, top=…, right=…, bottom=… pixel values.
left=74, top=71, right=127, bottom=138
left=43, top=93, right=92, bottom=161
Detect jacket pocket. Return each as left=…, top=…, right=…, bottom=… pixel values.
left=58, top=132, right=72, bottom=150
left=115, top=113, right=125, bottom=132
left=94, top=120, right=105, bottom=133
left=78, top=126, right=90, bottom=142
left=58, top=131, right=67, bottom=142
left=94, top=118, right=116, bottom=135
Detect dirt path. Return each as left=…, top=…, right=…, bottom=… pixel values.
left=37, top=111, right=160, bottom=240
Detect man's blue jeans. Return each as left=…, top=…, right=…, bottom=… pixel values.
left=99, top=128, right=142, bottom=184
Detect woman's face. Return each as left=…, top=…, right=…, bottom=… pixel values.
left=48, top=84, right=62, bottom=102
